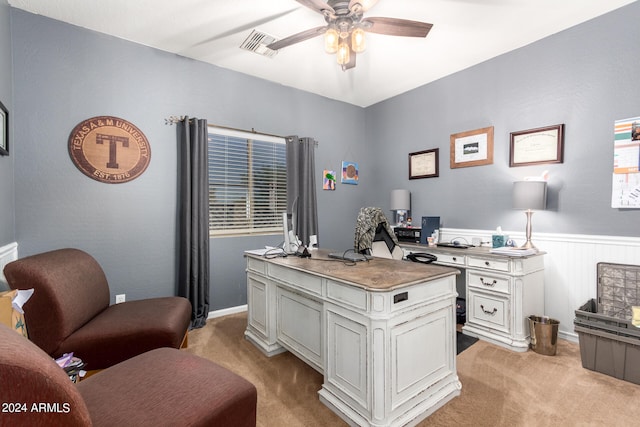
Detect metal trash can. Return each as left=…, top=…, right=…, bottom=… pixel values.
left=528, top=315, right=559, bottom=356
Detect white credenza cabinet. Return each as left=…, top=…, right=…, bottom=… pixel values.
left=402, top=245, right=545, bottom=352
left=245, top=252, right=461, bottom=427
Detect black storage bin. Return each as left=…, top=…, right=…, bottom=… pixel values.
left=574, top=263, right=640, bottom=385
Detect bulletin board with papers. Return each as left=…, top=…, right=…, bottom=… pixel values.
left=612, top=116, right=640, bottom=208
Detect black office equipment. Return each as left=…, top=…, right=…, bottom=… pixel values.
left=420, top=216, right=440, bottom=244
left=406, top=252, right=437, bottom=264
left=436, top=242, right=470, bottom=249
left=394, top=227, right=421, bottom=243
left=328, top=252, right=371, bottom=262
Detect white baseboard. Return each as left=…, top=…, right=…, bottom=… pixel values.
left=207, top=304, right=247, bottom=319
left=559, top=331, right=579, bottom=344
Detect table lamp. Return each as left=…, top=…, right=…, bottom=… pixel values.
left=512, top=181, right=547, bottom=250
left=390, top=189, right=410, bottom=226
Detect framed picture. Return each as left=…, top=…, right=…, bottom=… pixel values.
left=510, top=124, right=564, bottom=167
left=0, top=100, right=7, bottom=156
left=341, top=161, right=358, bottom=185
left=409, top=148, right=439, bottom=179
left=323, top=170, right=336, bottom=190
left=450, top=126, right=494, bottom=169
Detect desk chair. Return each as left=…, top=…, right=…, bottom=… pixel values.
left=354, top=207, right=404, bottom=260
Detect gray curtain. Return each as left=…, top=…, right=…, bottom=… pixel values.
left=286, top=136, right=318, bottom=247
left=177, top=117, right=210, bottom=329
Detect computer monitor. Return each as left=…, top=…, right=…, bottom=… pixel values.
left=282, top=210, right=302, bottom=254
left=282, top=212, right=294, bottom=254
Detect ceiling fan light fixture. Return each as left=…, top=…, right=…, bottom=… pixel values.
left=351, top=28, right=366, bottom=53
left=272, top=0, right=432, bottom=71
left=324, top=28, right=339, bottom=53
left=336, top=41, right=350, bottom=65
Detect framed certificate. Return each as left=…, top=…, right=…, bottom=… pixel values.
left=510, top=124, right=564, bottom=167
left=409, top=148, right=439, bottom=179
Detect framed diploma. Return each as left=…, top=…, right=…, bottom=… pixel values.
left=450, top=126, right=494, bottom=169
left=409, top=148, right=439, bottom=179
left=510, top=124, right=564, bottom=167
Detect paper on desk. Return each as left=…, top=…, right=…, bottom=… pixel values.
left=245, top=248, right=269, bottom=256
left=11, top=288, right=34, bottom=314
left=489, top=247, right=537, bottom=257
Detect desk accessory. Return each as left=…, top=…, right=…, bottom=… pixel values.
left=420, top=216, right=440, bottom=244
left=390, top=189, right=410, bottom=225
left=513, top=180, right=547, bottom=249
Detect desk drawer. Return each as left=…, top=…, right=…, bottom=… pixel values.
left=468, top=291, right=510, bottom=333
left=468, top=256, right=510, bottom=272
left=246, top=256, right=266, bottom=275
left=435, top=252, right=465, bottom=267
left=467, top=271, right=510, bottom=295
left=326, top=280, right=368, bottom=311
left=268, top=264, right=322, bottom=296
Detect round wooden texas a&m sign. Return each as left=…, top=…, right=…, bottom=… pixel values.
left=68, top=116, right=151, bottom=184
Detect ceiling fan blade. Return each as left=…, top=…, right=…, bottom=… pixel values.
left=295, top=0, right=335, bottom=15
left=362, top=17, right=433, bottom=38
left=268, top=25, right=327, bottom=51
left=190, top=8, right=298, bottom=47
left=348, top=0, right=379, bottom=13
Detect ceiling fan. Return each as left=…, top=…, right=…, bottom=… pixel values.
left=268, top=0, right=433, bottom=71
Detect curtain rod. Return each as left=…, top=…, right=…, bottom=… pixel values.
left=165, top=116, right=318, bottom=145
left=207, top=122, right=289, bottom=141
left=165, top=115, right=287, bottom=140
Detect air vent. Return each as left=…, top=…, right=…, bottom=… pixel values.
left=240, top=30, right=278, bottom=58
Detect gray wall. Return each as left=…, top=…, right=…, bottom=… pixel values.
left=366, top=2, right=640, bottom=237
left=10, top=9, right=365, bottom=308
left=7, top=2, right=640, bottom=311
left=0, top=0, right=14, bottom=247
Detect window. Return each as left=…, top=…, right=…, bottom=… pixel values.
left=208, top=126, right=287, bottom=236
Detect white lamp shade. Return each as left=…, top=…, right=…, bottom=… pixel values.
left=390, top=189, right=410, bottom=211
left=513, top=181, right=547, bottom=210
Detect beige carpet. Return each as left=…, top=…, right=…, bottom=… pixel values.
left=185, top=312, right=640, bottom=426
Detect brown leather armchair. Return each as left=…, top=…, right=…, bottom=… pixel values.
left=0, top=323, right=257, bottom=427
left=3, top=248, right=192, bottom=370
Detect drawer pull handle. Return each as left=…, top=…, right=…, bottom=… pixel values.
left=480, top=305, right=498, bottom=315
left=485, top=261, right=490, bottom=267
left=452, top=257, right=457, bottom=262
left=480, top=278, right=497, bottom=287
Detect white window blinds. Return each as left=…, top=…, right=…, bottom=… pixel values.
left=208, top=127, right=287, bottom=236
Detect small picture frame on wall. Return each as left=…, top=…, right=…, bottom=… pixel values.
left=341, top=161, right=359, bottom=185
left=0, top=100, right=8, bottom=156
left=450, top=126, right=494, bottom=169
left=409, top=148, right=439, bottom=179
left=509, top=124, right=564, bottom=167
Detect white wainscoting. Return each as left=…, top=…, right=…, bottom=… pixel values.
left=0, top=242, right=18, bottom=283
left=441, top=229, right=640, bottom=342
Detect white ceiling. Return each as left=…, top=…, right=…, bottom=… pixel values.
left=8, top=0, right=637, bottom=107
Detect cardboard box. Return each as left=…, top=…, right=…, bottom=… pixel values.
left=0, top=290, right=28, bottom=338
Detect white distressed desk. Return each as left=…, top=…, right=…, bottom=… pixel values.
left=244, top=250, right=461, bottom=427
left=401, top=244, right=545, bottom=352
